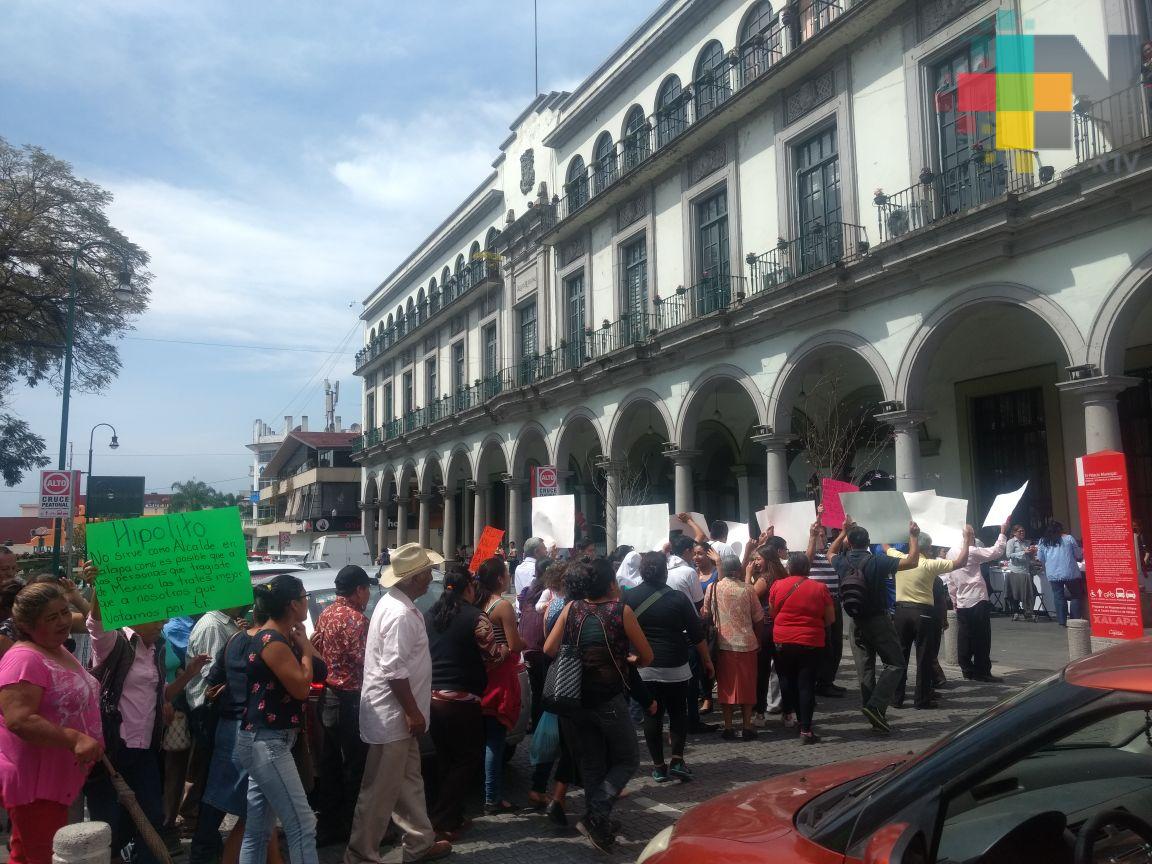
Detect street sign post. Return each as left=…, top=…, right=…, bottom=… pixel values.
left=39, top=470, right=79, bottom=519
left=534, top=465, right=559, bottom=497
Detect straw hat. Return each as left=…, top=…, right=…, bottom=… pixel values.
left=379, top=542, right=444, bottom=588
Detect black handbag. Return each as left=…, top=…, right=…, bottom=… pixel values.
left=541, top=606, right=590, bottom=716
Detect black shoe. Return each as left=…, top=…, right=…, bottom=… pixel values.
left=961, top=670, right=974, bottom=680
left=720, top=728, right=737, bottom=740
left=741, top=728, right=758, bottom=741
left=577, top=817, right=615, bottom=853
left=689, top=722, right=718, bottom=733
left=913, top=700, right=939, bottom=710
left=800, top=731, right=820, bottom=744
left=891, top=698, right=905, bottom=709
left=861, top=706, right=892, bottom=734
left=972, top=674, right=1003, bottom=683
left=816, top=684, right=847, bottom=698
left=545, top=799, right=568, bottom=827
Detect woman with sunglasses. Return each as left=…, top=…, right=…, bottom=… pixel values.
left=235, top=573, right=327, bottom=864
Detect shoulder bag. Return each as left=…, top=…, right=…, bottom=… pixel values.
left=541, top=604, right=586, bottom=717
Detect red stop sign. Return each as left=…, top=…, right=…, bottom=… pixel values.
left=42, top=471, right=71, bottom=495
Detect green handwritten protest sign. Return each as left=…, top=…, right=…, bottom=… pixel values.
left=87, top=507, right=253, bottom=628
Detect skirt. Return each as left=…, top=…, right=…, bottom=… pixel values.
left=716, top=649, right=758, bottom=706
left=201, top=717, right=248, bottom=817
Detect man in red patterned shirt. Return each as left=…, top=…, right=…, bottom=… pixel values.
left=312, top=565, right=374, bottom=846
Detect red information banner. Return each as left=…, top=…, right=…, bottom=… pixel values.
left=1076, top=451, right=1144, bottom=639
left=469, top=526, right=505, bottom=573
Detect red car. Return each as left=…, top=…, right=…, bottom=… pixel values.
left=639, top=638, right=1152, bottom=864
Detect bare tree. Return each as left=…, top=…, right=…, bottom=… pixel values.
left=586, top=453, right=654, bottom=508
left=790, top=372, right=891, bottom=485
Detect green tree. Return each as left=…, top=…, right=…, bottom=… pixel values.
left=0, top=137, right=152, bottom=486
left=169, top=480, right=242, bottom=512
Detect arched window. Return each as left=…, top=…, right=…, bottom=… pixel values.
left=416, top=288, right=426, bottom=324
left=694, top=41, right=730, bottom=119
left=655, top=75, right=686, bottom=147
left=405, top=298, right=414, bottom=327
left=485, top=227, right=499, bottom=252
left=429, top=277, right=440, bottom=312
left=592, top=132, right=616, bottom=193
left=369, top=327, right=376, bottom=342
left=387, top=314, right=394, bottom=330
left=455, top=254, right=465, bottom=275
left=739, top=1, right=778, bottom=85
left=469, top=241, right=481, bottom=260
left=395, top=306, right=405, bottom=336
left=621, top=104, right=649, bottom=171
left=566, top=155, right=589, bottom=211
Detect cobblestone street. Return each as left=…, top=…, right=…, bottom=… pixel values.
left=316, top=621, right=1064, bottom=863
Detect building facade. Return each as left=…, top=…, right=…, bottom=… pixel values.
left=353, top=0, right=1152, bottom=557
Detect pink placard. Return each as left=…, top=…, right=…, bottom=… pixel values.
left=821, top=478, right=859, bottom=528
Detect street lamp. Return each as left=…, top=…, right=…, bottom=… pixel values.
left=86, top=423, right=120, bottom=507
left=50, top=242, right=134, bottom=574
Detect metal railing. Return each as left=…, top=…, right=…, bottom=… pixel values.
left=1073, top=82, right=1152, bottom=165
left=357, top=256, right=502, bottom=369
left=746, top=221, right=869, bottom=293
left=873, top=149, right=1037, bottom=245
left=548, top=0, right=864, bottom=224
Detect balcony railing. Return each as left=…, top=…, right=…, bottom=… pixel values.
left=1073, top=82, right=1152, bottom=166
left=549, top=0, right=856, bottom=224
left=873, top=149, right=1037, bottom=245
left=357, top=255, right=503, bottom=369
left=747, top=221, right=870, bottom=292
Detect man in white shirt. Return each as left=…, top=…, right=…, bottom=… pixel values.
left=944, top=521, right=1009, bottom=684
left=666, top=535, right=704, bottom=605
left=345, top=544, right=452, bottom=864
left=514, top=536, right=545, bottom=595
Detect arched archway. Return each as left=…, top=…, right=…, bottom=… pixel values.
left=606, top=391, right=674, bottom=512
left=474, top=435, right=511, bottom=546
left=896, top=284, right=1087, bottom=534
left=419, top=452, right=447, bottom=554
left=555, top=409, right=608, bottom=544
left=443, top=445, right=473, bottom=559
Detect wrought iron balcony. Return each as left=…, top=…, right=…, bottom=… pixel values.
left=872, top=149, right=1037, bottom=246
left=746, top=221, right=870, bottom=293
left=1073, top=82, right=1152, bottom=166
left=356, top=254, right=503, bottom=370
left=548, top=0, right=856, bottom=226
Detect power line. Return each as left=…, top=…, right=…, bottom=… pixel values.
left=270, top=318, right=361, bottom=425
left=123, top=336, right=357, bottom=355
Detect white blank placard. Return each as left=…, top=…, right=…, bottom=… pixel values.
left=838, top=491, right=912, bottom=545
left=756, top=501, right=817, bottom=549
left=618, top=504, right=671, bottom=552
left=532, top=495, right=575, bottom=549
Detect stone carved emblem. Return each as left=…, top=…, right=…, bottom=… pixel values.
left=689, top=143, right=726, bottom=184
left=785, top=70, right=835, bottom=123
left=520, top=149, right=536, bottom=195
left=559, top=236, right=586, bottom=267
left=919, top=0, right=983, bottom=36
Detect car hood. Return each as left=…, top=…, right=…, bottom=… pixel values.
left=673, top=755, right=904, bottom=845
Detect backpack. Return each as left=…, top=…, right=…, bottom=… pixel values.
left=839, top=557, right=871, bottom=619
left=518, top=587, right=546, bottom=653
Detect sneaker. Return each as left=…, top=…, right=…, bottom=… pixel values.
left=577, top=818, right=615, bottom=853
left=861, top=706, right=892, bottom=734
left=741, top=728, right=758, bottom=741
left=668, top=761, right=694, bottom=781
left=1011, top=613, right=1022, bottom=622
left=800, top=731, right=820, bottom=745
left=652, top=764, right=669, bottom=783
left=545, top=800, right=568, bottom=827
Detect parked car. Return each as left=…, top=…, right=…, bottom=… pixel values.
left=638, top=637, right=1152, bottom=864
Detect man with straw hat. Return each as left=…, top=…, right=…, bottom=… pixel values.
left=345, top=543, right=452, bottom=864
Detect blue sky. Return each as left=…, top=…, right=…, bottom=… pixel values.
left=0, top=0, right=662, bottom=514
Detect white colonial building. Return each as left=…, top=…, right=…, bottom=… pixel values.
left=352, top=0, right=1152, bottom=558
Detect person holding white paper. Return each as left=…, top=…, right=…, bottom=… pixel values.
left=1004, top=526, right=1035, bottom=620
left=944, top=520, right=1009, bottom=683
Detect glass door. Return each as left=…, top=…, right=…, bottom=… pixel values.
left=695, top=189, right=730, bottom=314
left=934, top=35, right=1000, bottom=215
left=565, top=272, right=586, bottom=368
left=622, top=237, right=648, bottom=343
left=796, top=126, right=842, bottom=273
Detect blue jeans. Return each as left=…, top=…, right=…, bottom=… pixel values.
left=234, top=728, right=318, bottom=864
left=483, top=716, right=507, bottom=805
left=85, top=747, right=164, bottom=864
left=1051, top=578, right=1085, bottom=625
left=573, top=694, right=639, bottom=822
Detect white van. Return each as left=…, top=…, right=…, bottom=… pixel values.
left=307, top=534, right=373, bottom=571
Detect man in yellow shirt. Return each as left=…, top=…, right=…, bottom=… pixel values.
left=887, top=526, right=972, bottom=709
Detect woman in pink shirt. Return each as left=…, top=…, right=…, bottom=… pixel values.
left=0, top=582, right=103, bottom=864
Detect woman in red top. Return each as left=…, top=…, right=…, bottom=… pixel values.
left=768, top=553, right=834, bottom=744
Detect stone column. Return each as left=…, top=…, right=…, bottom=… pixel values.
left=732, top=464, right=751, bottom=525
left=1056, top=375, right=1140, bottom=454
left=875, top=409, right=933, bottom=492
left=461, top=483, right=473, bottom=552
left=663, top=449, right=701, bottom=514
left=395, top=497, right=410, bottom=546
left=376, top=501, right=387, bottom=554
left=597, top=459, right=626, bottom=551
left=473, top=484, right=488, bottom=547
left=503, top=475, right=525, bottom=549
left=438, top=486, right=454, bottom=558
left=751, top=432, right=794, bottom=505
left=416, top=493, right=433, bottom=549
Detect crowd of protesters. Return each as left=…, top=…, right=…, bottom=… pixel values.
left=0, top=500, right=1130, bottom=862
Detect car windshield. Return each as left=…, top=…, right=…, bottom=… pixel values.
left=801, top=673, right=1103, bottom=851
